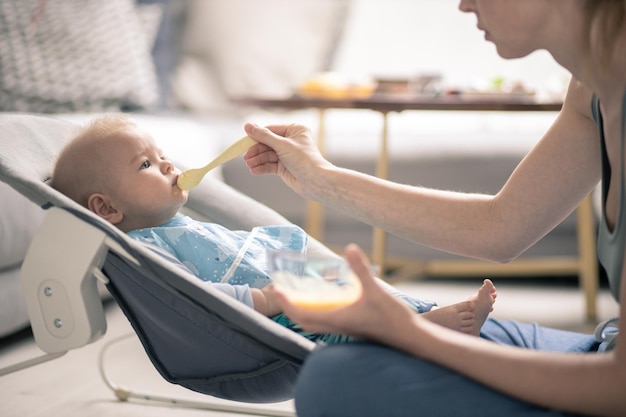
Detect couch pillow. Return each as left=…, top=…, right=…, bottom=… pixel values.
left=0, top=0, right=160, bottom=113
left=173, top=0, right=351, bottom=112
left=0, top=267, right=30, bottom=337
left=0, top=182, right=45, bottom=270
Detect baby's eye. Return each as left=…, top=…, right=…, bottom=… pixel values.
left=140, top=160, right=151, bottom=169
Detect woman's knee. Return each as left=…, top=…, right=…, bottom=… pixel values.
left=294, top=342, right=571, bottom=417
left=294, top=343, right=439, bottom=417
left=294, top=343, right=394, bottom=417
left=294, top=344, right=362, bottom=417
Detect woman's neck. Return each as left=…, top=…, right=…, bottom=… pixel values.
left=582, top=41, right=625, bottom=104
left=547, top=7, right=626, bottom=103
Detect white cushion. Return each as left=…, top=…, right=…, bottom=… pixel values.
left=0, top=182, right=45, bottom=270
left=0, top=267, right=29, bottom=337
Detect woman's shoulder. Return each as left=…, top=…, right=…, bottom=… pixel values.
left=561, top=77, right=595, bottom=119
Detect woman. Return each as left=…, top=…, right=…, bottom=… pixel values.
left=243, top=1, right=626, bottom=416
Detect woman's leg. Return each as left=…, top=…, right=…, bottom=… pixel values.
left=294, top=319, right=597, bottom=417
left=480, top=319, right=599, bottom=352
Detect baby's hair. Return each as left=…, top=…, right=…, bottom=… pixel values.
left=50, top=114, right=138, bottom=206
left=74, top=114, right=137, bottom=141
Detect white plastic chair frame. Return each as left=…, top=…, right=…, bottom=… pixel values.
left=0, top=207, right=296, bottom=417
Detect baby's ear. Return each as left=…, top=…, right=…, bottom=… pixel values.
left=87, top=193, right=123, bottom=225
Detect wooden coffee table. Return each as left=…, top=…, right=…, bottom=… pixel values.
left=233, top=93, right=598, bottom=321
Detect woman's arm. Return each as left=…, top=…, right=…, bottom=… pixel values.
left=402, top=245, right=626, bottom=417
left=244, top=79, right=601, bottom=262
left=275, top=244, right=626, bottom=417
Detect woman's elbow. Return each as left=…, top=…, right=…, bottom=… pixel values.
left=481, top=230, right=531, bottom=264
left=486, top=249, right=523, bottom=265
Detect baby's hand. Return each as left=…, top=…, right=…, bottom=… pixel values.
left=262, top=284, right=283, bottom=317
left=251, top=285, right=283, bottom=317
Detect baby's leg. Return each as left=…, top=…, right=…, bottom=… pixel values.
left=421, top=279, right=497, bottom=336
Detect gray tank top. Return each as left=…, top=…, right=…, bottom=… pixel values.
left=594, top=93, right=626, bottom=302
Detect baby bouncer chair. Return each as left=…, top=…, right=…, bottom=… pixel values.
left=0, top=114, right=336, bottom=416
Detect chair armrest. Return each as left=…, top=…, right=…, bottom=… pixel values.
left=21, top=207, right=108, bottom=354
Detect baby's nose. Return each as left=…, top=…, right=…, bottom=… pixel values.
left=161, top=160, right=175, bottom=173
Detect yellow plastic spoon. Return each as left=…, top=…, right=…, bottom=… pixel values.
left=177, top=135, right=257, bottom=191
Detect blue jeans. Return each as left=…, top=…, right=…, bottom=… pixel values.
left=294, top=319, right=599, bottom=417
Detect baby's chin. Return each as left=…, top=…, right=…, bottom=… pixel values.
left=176, top=193, right=189, bottom=209
left=172, top=187, right=190, bottom=202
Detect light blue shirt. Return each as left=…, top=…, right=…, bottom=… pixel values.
left=128, top=215, right=308, bottom=290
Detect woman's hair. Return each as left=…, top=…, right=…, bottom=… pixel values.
left=584, top=0, right=625, bottom=62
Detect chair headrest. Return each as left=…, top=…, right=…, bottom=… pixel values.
left=0, top=114, right=80, bottom=181
left=0, top=114, right=83, bottom=209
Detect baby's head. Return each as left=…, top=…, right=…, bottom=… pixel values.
left=51, top=114, right=188, bottom=232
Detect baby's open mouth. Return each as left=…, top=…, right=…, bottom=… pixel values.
left=171, top=175, right=182, bottom=195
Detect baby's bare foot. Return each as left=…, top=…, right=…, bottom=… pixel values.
left=422, top=279, right=497, bottom=336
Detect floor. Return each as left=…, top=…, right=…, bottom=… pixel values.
left=0, top=275, right=619, bottom=417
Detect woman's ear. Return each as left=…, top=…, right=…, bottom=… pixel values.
left=87, top=193, right=123, bottom=225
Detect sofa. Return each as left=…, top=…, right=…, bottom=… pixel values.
left=0, top=0, right=586, bottom=338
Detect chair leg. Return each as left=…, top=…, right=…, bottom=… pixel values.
left=99, top=333, right=296, bottom=417
left=576, top=194, right=598, bottom=323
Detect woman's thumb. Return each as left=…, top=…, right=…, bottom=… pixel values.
left=344, top=244, right=376, bottom=288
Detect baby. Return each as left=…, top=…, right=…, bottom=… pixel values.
left=51, top=114, right=496, bottom=343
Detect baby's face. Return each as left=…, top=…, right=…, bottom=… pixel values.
left=103, top=128, right=188, bottom=229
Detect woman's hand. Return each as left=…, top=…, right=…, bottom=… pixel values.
left=273, top=244, right=419, bottom=346
left=243, top=122, right=333, bottom=199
